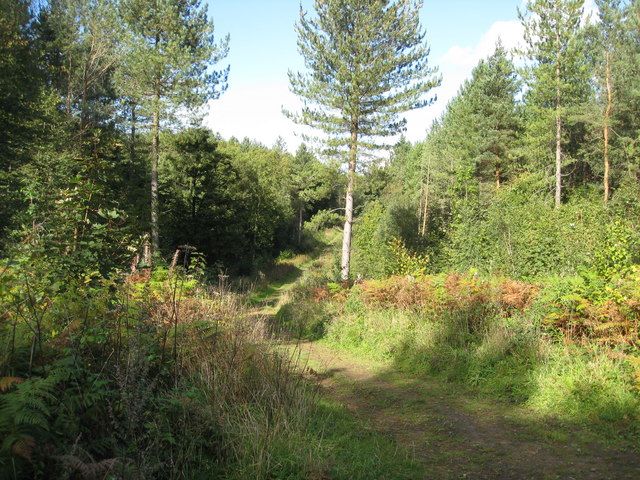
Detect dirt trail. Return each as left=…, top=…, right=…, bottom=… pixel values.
left=254, top=245, right=639, bottom=479
left=298, top=341, right=639, bottom=480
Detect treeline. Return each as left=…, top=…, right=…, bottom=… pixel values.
left=0, top=0, right=345, bottom=277
left=351, top=0, right=640, bottom=281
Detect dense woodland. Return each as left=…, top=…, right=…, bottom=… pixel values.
left=1, top=0, right=640, bottom=478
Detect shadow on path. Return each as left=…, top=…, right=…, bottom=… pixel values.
left=299, top=341, right=640, bottom=480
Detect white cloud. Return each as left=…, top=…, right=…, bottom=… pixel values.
left=583, top=0, right=599, bottom=24
left=205, top=82, right=308, bottom=152
left=440, top=20, right=525, bottom=68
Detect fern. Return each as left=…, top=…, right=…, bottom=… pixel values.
left=0, top=377, right=24, bottom=392
left=0, top=362, right=72, bottom=463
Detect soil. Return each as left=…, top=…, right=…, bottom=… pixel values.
left=298, top=341, right=640, bottom=480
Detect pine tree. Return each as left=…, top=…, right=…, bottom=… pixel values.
left=116, top=0, right=228, bottom=255
left=519, top=0, right=589, bottom=208
left=594, top=0, right=623, bottom=203
left=287, top=0, right=439, bottom=280
left=46, top=0, right=121, bottom=147
left=613, top=1, right=640, bottom=179
left=464, top=43, right=521, bottom=189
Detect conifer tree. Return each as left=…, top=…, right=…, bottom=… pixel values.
left=464, top=43, right=521, bottom=189
left=519, top=0, right=589, bottom=208
left=612, top=0, right=640, bottom=181
left=287, top=0, right=439, bottom=281
left=46, top=0, right=121, bottom=146
left=117, top=0, right=228, bottom=254
left=593, top=0, right=623, bottom=203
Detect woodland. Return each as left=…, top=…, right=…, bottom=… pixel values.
left=1, top=0, right=640, bottom=479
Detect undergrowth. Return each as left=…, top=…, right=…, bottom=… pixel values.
left=1, top=228, right=424, bottom=479
left=277, top=270, right=640, bottom=443
left=0, top=251, right=327, bottom=479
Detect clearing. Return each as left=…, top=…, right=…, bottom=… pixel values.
left=254, top=247, right=639, bottom=479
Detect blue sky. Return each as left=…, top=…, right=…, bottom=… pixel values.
left=203, top=0, right=593, bottom=152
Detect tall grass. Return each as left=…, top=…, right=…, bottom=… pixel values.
left=0, top=261, right=325, bottom=479
left=281, top=273, right=640, bottom=441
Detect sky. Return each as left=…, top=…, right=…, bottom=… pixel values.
left=203, top=0, right=595, bottom=153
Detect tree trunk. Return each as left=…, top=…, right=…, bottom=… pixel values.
left=495, top=165, right=501, bottom=189
left=129, top=102, right=137, bottom=181
left=417, top=184, right=423, bottom=236
left=80, top=70, right=87, bottom=148
left=341, top=124, right=357, bottom=281
left=554, top=31, right=563, bottom=209
left=66, top=57, right=73, bottom=118
left=604, top=51, right=612, bottom=205
left=191, top=178, right=197, bottom=223
left=151, top=87, right=160, bottom=254
left=298, top=208, right=303, bottom=246
left=555, top=111, right=562, bottom=209
left=421, top=163, right=430, bottom=237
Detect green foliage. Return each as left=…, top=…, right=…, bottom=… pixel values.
left=305, top=209, right=343, bottom=232
left=594, top=220, right=636, bottom=279
left=386, top=238, right=429, bottom=277
left=443, top=180, right=640, bottom=280
left=351, top=198, right=429, bottom=279
left=351, top=201, right=392, bottom=279
left=304, top=273, right=640, bottom=438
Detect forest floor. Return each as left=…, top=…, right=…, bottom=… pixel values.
left=254, top=245, right=639, bottom=479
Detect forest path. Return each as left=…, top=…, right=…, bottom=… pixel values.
left=295, top=340, right=639, bottom=480
left=252, top=235, right=638, bottom=479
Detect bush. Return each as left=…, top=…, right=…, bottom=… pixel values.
left=444, top=181, right=640, bottom=280
left=0, top=253, right=327, bottom=479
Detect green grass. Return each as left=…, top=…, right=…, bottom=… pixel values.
left=298, top=300, right=640, bottom=445
left=305, top=398, right=424, bottom=480
left=248, top=262, right=303, bottom=306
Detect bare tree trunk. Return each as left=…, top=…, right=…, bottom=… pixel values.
left=129, top=102, right=137, bottom=177
left=554, top=34, right=563, bottom=209
left=151, top=87, right=160, bottom=255
left=66, top=57, right=73, bottom=118
left=555, top=113, right=562, bottom=209
left=495, top=165, right=501, bottom=189
left=80, top=70, right=87, bottom=147
left=604, top=52, right=612, bottom=205
left=421, top=165, right=430, bottom=237
left=417, top=184, right=423, bottom=236
left=341, top=123, right=357, bottom=281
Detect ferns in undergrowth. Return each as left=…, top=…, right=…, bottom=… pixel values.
left=0, top=363, right=69, bottom=477
left=0, top=260, right=325, bottom=480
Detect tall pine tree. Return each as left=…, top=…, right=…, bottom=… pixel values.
left=519, top=0, right=589, bottom=208
left=287, top=0, right=439, bottom=280
left=116, top=0, right=228, bottom=255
